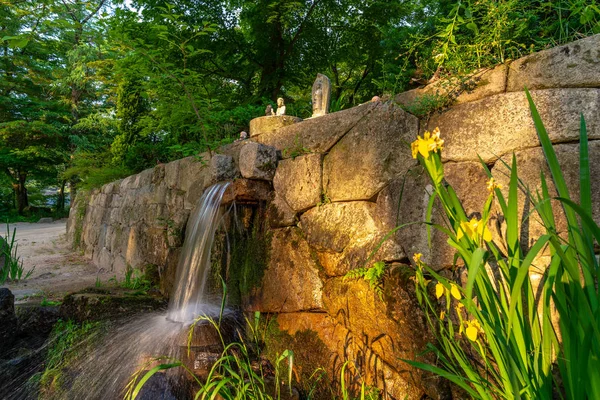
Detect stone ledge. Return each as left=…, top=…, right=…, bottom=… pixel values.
left=507, top=34, right=600, bottom=92
left=395, top=63, right=508, bottom=108
left=253, top=102, right=379, bottom=154
left=249, top=115, right=302, bottom=137
left=423, top=88, right=600, bottom=163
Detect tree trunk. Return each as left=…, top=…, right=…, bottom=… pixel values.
left=57, top=179, right=67, bottom=213
left=13, top=172, right=28, bottom=215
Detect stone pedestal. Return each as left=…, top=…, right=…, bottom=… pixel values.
left=249, top=115, right=302, bottom=137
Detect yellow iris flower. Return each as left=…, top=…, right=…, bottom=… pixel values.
left=457, top=217, right=492, bottom=242
left=486, top=177, right=502, bottom=193
left=464, top=319, right=483, bottom=342
left=411, top=127, right=444, bottom=159
left=413, top=253, right=423, bottom=264
left=435, top=282, right=462, bottom=300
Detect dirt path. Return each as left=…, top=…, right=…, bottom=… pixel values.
left=1, top=220, right=108, bottom=303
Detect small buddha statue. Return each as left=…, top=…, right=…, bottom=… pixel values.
left=275, top=97, right=286, bottom=116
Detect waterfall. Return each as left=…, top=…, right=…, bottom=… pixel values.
left=167, top=182, right=230, bottom=323
left=2, top=183, right=234, bottom=400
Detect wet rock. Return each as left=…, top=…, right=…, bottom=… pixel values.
left=423, top=88, right=600, bottom=163
left=60, top=289, right=167, bottom=322
left=239, top=142, right=278, bottom=181
left=221, top=179, right=272, bottom=205
left=300, top=202, right=404, bottom=276
left=0, top=288, right=17, bottom=351
left=323, top=102, right=419, bottom=201
left=16, top=304, right=60, bottom=336
left=507, top=34, right=600, bottom=91
left=250, top=227, right=323, bottom=312
left=273, top=153, right=323, bottom=212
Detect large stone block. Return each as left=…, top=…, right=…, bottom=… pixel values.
left=275, top=312, right=415, bottom=399
left=323, top=102, right=419, bottom=201
left=395, top=63, right=508, bottom=108
left=300, top=202, right=404, bottom=276
left=321, top=278, right=447, bottom=399
left=507, top=34, right=600, bottom=92
left=424, top=88, right=600, bottom=163
left=178, top=155, right=210, bottom=195
left=273, top=153, right=323, bottom=212
left=254, top=102, right=379, bottom=154
left=221, top=179, right=272, bottom=204
left=266, top=194, right=297, bottom=228
left=376, top=162, right=490, bottom=269
left=209, top=153, right=239, bottom=182
left=238, top=142, right=278, bottom=180
left=253, top=227, right=323, bottom=312
left=249, top=115, right=302, bottom=137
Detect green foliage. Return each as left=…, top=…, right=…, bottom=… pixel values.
left=399, top=93, right=451, bottom=118
left=407, top=95, right=600, bottom=398
left=402, top=0, right=600, bottom=85
left=63, top=151, right=131, bottom=191
left=38, top=320, right=102, bottom=396
left=344, top=261, right=387, bottom=299
left=121, top=267, right=152, bottom=292
left=40, top=298, right=62, bottom=307
left=0, top=224, right=34, bottom=284
left=227, top=214, right=271, bottom=306
left=282, top=135, right=311, bottom=159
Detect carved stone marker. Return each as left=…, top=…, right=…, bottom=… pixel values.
left=311, top=73, right=331, bottom=118
left=275, top=97, right=286, bottom=116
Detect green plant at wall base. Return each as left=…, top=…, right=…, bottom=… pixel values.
left=0, top=223, right=34, bottom=284
left=40, top=298, right=62, bottom=307
left=121, top=267, right=152, bottom=292
left=405, top=91, right=600, bottom=398
left=37, top=320, right=102, bottom=395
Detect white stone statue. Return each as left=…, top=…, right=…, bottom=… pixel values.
left=275, top=97, right=286, bottom=116
left=312, top=73, right=331, bottom=117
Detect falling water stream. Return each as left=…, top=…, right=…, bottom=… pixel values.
left=4, top=182, right=232, bottom=400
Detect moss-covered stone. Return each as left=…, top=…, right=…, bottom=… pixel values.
left=219, top=205, right=271, bottom=307
left=59, top=288, right=167, bottom=323
left=263, top=317, right=333, bottom=400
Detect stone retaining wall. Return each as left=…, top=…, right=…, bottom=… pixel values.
left=68, top=34, right=600, bottom=399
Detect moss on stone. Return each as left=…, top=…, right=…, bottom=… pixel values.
left=263, top=318, right=333, bottom=400
left=224, top=207, right=271, bottom=306
left=72, top=190, right=90, bottom=249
